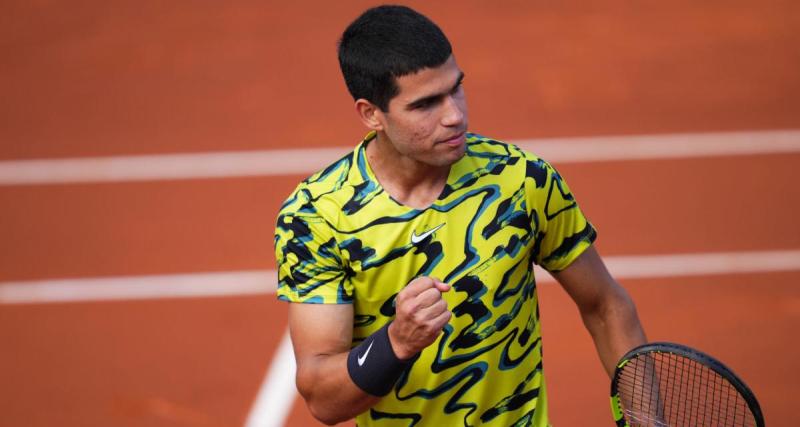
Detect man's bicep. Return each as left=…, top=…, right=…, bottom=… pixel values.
left=288, top=302, right=354, bottom=361
left=552, top=245, right=647, bottom=377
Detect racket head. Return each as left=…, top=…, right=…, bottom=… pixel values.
left=610, top=342, right=764, bottom=427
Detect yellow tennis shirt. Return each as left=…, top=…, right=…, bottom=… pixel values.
left=275, top=132, right=596, bottom=426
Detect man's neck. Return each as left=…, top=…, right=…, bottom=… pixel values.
left=366, top=133, right=450, bottom=210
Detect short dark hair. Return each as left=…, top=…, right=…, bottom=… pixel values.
left=338, top=5, right=453, bottom=112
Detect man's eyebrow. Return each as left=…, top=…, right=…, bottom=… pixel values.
left=406, top=72, right=466, bottom=109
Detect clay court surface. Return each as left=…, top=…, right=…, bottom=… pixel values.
left=1, top=1, right=799, bottom=426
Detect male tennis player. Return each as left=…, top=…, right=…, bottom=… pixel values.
left=275, top=5, right=646, bottom=426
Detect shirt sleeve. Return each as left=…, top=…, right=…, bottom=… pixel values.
left=274, top=203, right=352, bottom=304
left=523, top=154, right=597, bottom=272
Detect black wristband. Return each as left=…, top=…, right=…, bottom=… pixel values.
left=346, top=322, right=412, bottom=397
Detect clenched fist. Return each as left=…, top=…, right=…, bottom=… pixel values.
left=388, top=276, right=452, bottom=360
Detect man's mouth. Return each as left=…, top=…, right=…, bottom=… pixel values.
left=438, top=131, right=466, bottom=146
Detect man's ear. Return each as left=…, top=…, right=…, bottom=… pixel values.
left=354, top=99, right=385, bottom=131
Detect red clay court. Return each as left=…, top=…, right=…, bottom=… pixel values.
left=1, top=1, right=799, bottom=426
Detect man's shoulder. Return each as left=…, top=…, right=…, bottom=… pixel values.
left=464, top=132, right=541, bottom=161
left=463, top=132, right=551, bottom=176
left=278, top=147, right=361, bottom=219
left=462, top=132, right=556, bottom=188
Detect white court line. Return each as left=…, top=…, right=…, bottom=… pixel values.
left=594, top=250, right=800, bottom=280
left=516, top=130, right=800, bottom=163
left=1, top=130, right=799, bottom=185
left=244, top=329, right=297, bottom=427
left=0, top=270, right=275, bottom=304
left=2, top=249, right=799, bottom=304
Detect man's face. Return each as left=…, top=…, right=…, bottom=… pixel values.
left=378, top=55, right=469, bottom=167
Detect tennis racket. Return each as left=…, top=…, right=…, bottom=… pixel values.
left=610, top=342, right=764, bottom=427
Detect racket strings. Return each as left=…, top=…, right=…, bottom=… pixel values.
left=616, top=352, right=756, bottom=426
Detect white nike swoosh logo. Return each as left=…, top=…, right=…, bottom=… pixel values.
left=357, top=340, right=374, bottom=366
left=410, top=223, right=446, bottom=244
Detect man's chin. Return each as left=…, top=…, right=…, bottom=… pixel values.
left=435, top=144, right=466, bottom=167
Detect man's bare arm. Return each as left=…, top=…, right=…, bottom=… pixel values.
left=551, top=245, right=647, bottom=377
left=289, top=303, right=380, bottom=425
left=289, top=277, right=451, bottom=425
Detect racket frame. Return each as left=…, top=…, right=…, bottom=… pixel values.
left=609, top=342, right=764, bottom=427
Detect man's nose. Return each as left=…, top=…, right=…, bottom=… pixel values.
left=441, top=95, right=465, bottom=127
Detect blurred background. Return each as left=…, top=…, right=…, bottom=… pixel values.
left=1, top=1, right=799, bottom=426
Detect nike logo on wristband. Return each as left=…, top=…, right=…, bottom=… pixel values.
left=357, top=340, right=374, bottom=366
left=410, top=223, right=446, bottom=244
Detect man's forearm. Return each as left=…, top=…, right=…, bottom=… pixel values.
left=582, top=288, right=647, bottom=378
left=297, top=352, right=381, bottom=425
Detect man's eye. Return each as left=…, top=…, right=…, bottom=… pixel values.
left=414, top=99, right=435, bottom=109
